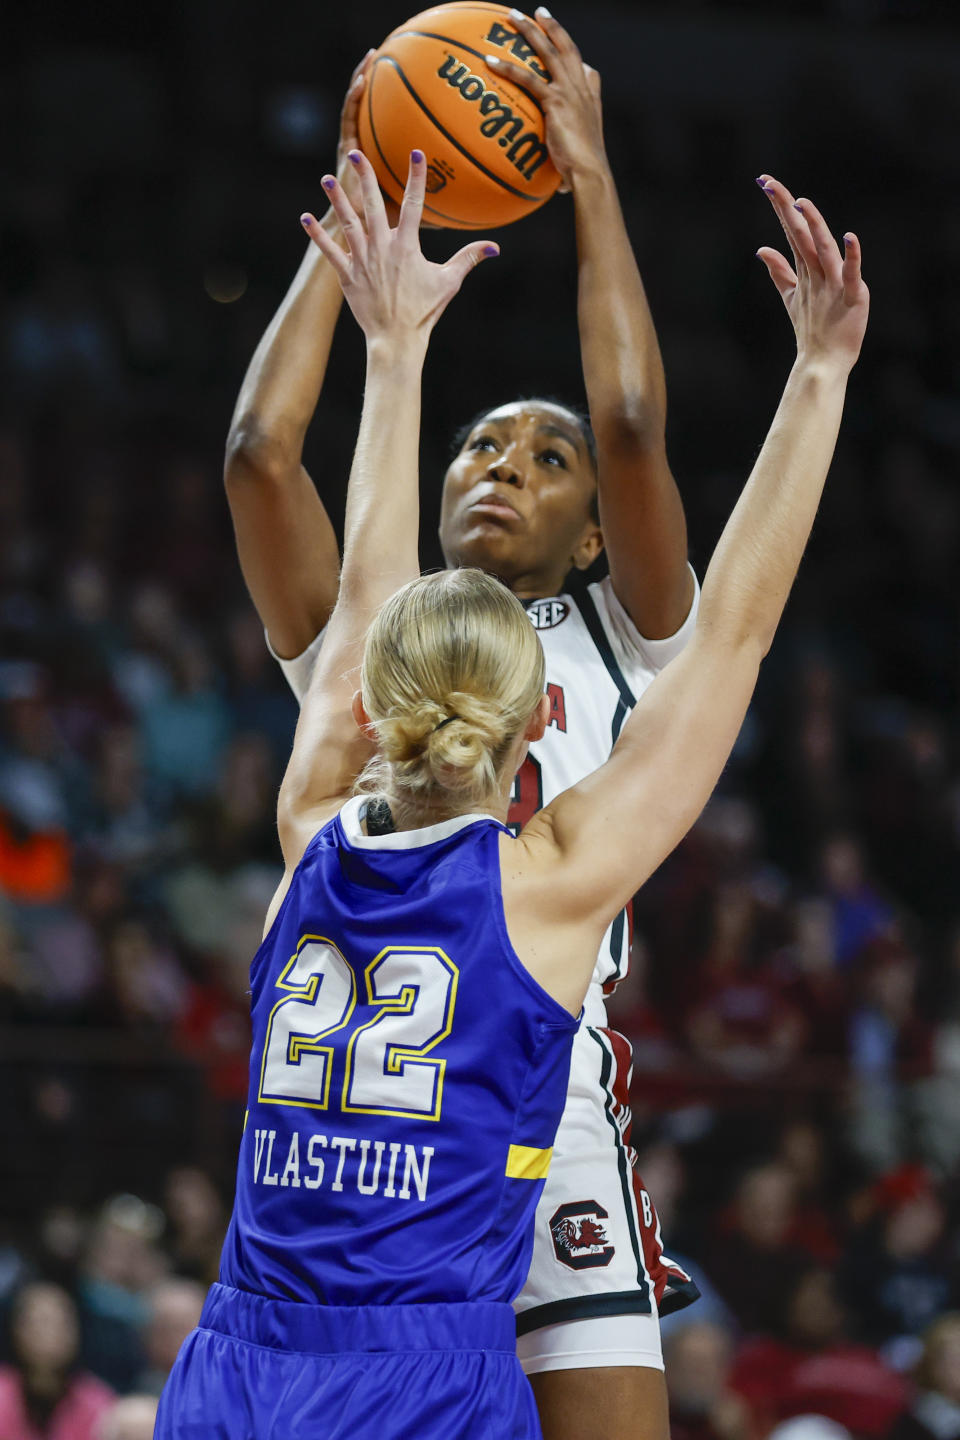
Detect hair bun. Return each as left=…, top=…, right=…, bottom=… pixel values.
left=358, top=568, right=546, bottom=812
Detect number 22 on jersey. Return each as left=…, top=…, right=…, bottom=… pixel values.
left=257, top=935, right=459, bottom=1121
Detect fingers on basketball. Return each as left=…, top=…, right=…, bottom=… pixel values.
left=398, top=150, right=428, bottom=239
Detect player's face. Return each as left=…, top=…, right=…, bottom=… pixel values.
left=438, top=402, right=603, bottom=595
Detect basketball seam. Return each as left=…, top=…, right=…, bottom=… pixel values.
left=365, top=68, right=496, bottom=228
left=385, top=2, right=523, bottom=42
left=369, top=53, right=547, bottom=206
left=389, top=30, right=546, bottom=118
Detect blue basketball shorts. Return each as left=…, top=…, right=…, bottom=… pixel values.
left=155, top=1282, right=542, bottom=1439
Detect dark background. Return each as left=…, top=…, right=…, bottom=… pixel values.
left=1, top=2, right=959, bottom=1436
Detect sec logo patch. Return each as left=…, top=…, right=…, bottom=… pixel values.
left=527, top=599, right=569, bottom=631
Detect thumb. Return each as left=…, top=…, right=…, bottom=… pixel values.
left=443, top=240, right=500, bottom=291
left=757, top=246, right=797, bottom=304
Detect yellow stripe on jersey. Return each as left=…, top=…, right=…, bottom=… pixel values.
left=505, top=1145, right=553, bottom=1181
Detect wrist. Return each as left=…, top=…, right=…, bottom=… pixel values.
left=791, top=353, right=853, bottom=388
left=568, top=157, right=616, bottom=199
left=366, top=332, right=429, bottom=370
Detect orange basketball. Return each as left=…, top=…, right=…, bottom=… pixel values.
left=357, top=2, right=562, bottom=230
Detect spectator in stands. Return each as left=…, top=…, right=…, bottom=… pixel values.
left=80, top=724, right=176, bottom=881
left=138, top=636, right=230, bottom=800
left=777, top=1119, right=842, bottom=1266
left=847, top=946, right=935, bottom=1174
left=705, top=1163, right=809, bottom=1334
left=77, top=1196, right=167, bottom=1392
left=730, top=1266, right=908, bottom=1438
left=819, top=836, right=893, bottom=972
left=889, top=1314, right=960, bottom=1440
left=133, top=1278, right=204, bottom=1396
left=839, top=1166, right=958, bottom=1348
left=635, top=1140, right=734, bottom=1341
left=96, top=1395, right=158, bottom=1440
left=162, top=1167, right=225, bottom=1284
left=664, top=1322, right=750, bottom=1440
left=0, top=1281, right=114, bottom=1440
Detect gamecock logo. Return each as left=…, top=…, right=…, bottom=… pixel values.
left=550, top=1201, right=615, bottom=1270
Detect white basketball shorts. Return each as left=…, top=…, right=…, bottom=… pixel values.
left=513, top=1020, right=699, bottom=1373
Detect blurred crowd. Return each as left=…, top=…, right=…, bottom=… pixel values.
left=3, top=0, right=960, bottom=1436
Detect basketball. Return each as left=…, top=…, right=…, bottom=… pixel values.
left=357, top=2, right=562, bottom=230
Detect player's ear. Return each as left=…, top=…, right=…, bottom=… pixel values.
left=570, top=522, right=604, bottom=572
left=525, top=694, right=551, bottom=743
left=351, top=690, right=373, bottom=735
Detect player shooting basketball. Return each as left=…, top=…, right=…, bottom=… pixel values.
left=225, top=17, right=698, bottom=1436
left=159, top=144, right=868, bottom=1440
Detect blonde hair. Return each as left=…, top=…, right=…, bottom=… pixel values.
left=358, top=568, right=545, bottom=819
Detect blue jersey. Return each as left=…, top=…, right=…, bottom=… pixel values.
left=219, top=796, right=578, bottom=1309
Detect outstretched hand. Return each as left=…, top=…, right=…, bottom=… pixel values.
left=757, top=176, right=869, bottom=374
left=301, top=150, right=499, bottom=345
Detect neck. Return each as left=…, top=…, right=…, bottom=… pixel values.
left=383, top=790, right=510, bottom=833
left=508, top=571, right=570, bottom=602
left=444, top=551, right=570, bottom=603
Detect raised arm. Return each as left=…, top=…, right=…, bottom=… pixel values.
left=507, top=180, right=869, bottom=1011
left=273, top=152, right=499, bottom=873
left=224, top=55, right=374, bottom=660
left=487, top=11, right=693, bottom=637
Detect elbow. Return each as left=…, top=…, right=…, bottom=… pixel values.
left=593, top=395, right=666, bottom=456
left=224, top=416, right=294, bottom=493
left=698, top=608, right=769, bottom=670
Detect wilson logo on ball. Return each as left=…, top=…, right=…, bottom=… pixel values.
left=436, top=57, right=549, bottom=181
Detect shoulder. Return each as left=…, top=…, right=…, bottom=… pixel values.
left=587, top=569, right=701, bottom=679
left=264, top=799, right=347, bottom=941
left=497, top=822, right=606, bottom=1016
left=498, top=810, right=606, bottom=935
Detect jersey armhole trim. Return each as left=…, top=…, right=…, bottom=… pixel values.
left=248, top=821, right=333, bottom=983
left=573, top=582, right=637, bottom=711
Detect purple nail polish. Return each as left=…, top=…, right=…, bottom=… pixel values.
left=843, top=235, right=851, bottom=246
left=483, top=244, right=499, bottom=257
left=794, top=201, right=804, bottom=211
left=412, top=148, right=424, bottom=163
left=348, top=150, right=362, bottom=165
left=300, top=214, right=312, bottom=227
left=755, top=176, right=767, bottom=187
left=322, top=177, right=336, bottom=190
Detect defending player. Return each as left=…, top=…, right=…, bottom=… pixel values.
left=224, top=18, right=698, bottom=1434
left=159, top=153, right=868, bottom=1439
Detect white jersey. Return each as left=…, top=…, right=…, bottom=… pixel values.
left=272, top=567, right=699, bottom=1017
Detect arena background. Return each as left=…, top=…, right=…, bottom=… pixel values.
left=2, top=0, right=960, bottom=1435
